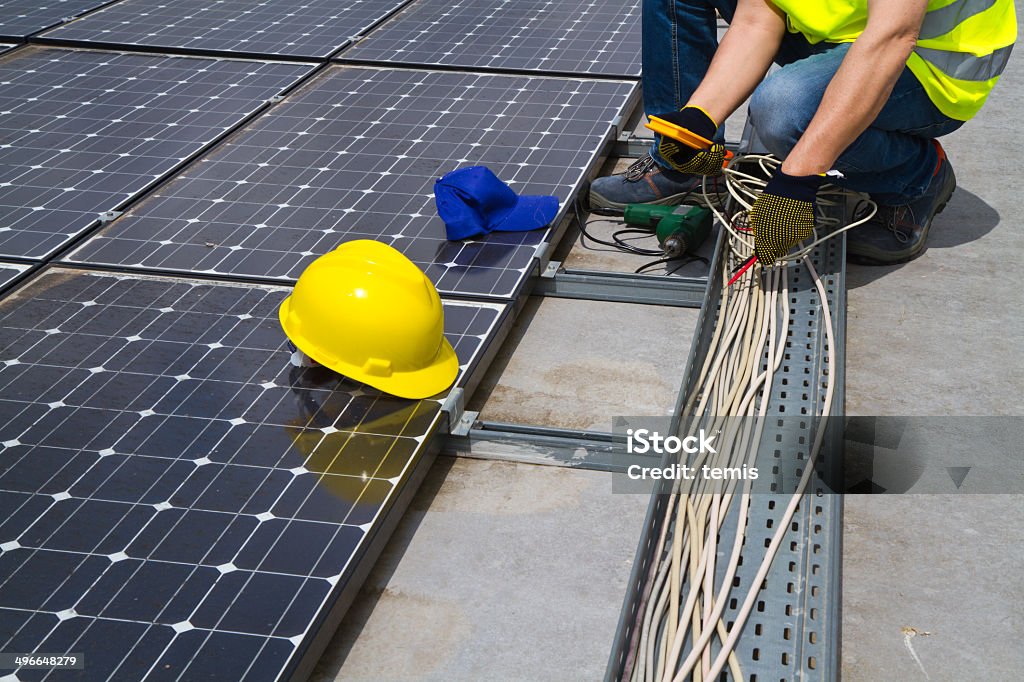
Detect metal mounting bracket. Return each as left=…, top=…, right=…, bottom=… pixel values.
left=97, top=210, right=123, bottom=224
left=441, top=388, right=477, bottom=436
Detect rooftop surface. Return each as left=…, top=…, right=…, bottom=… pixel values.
left=0, top=2, right=1021, bottom=681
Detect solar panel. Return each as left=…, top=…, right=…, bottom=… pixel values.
left=0, top=0, right=113, bottom=40
left=0, top=261, right=30, bottom=289
left=341, top=0, right=642, bottom=77
left=0, top=44, right=15, bottom=56
left=66, top=66, right=637, bottom=300
left=0, top=268, right=506, bottom=681
left=0, top=48, right=313, bottom=260
left=37, top=0, right=413, bottom=60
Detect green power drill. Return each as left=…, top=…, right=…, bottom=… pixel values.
left=623, top=204, right=712, bottom=258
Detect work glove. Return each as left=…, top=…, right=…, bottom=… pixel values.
left=749, top=170, right=824, bottom=266
left=654, top=106, right=727, bottom=176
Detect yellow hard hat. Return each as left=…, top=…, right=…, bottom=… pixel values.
left=279, top=240, right=459, bottom=399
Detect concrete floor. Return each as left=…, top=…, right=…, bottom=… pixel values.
left=470, top=297, right=699, bottom=431
left=838, top=37, right=1024, bottom=681
left=315, top=30, right=1024, bottom=682
left=841, top=494, right=1024, bottom=681
left=311, top=457, right=649, bottom=682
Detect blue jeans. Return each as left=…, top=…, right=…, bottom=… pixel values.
left=642, top=0, right=963, bottom=204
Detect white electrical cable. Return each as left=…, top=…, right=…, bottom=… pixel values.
left=700, top=254, right=837, bottom=682
left=623, top=153, right=866, bottom=682
left=707, top=154, right=878, bottom=264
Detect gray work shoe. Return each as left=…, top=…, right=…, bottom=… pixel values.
left=847, top=148, right=957, bottom=265
left=588, top=154, right=724, bottom=211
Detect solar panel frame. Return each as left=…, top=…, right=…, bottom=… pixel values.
left=65, top=66, right=639, bottom=301
left=0, top=47, right=314, bottom=261
left=0, top=267, right=508, bottom=681
left=0, top=261, right=31, bottom=290
left=0, top=0, right=117, bottom=41
left=340, top=0, right=642, bottom=78
left=36, top=0, right=416, bottom=61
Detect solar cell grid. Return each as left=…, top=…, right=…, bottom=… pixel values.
left=0, top=0, right=114, bottom=40
left=38, top=0, right=413, bottom=60
left=342, top=0, right=642, bottom=77
left=0, top=268, right=506, bottom=681
left=67, top=66, right=637, bottom=299
left=0, top=48, right=313, bottom=260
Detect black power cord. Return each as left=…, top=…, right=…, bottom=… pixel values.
left=573, top=200, right=709, bottom=274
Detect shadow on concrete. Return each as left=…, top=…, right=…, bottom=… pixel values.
left=845, top=188, right=1000, bottom=289
left=308, top=454, right=458, bottom=681
left=923, top=187, right=1001, bottom=249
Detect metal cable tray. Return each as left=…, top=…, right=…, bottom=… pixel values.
left=605, top=187, right=846, bottom=681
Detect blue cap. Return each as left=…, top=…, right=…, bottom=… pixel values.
left=434, top=166, right=559, bottom=241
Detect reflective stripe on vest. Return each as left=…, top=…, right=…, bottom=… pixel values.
left=919, top=0, right=999, bottom=41
left=770, top=0, right=1016, bottom=120
left=915, top=43, right=1014, bottom=81
left=916, top=0, right=1014, bottom=84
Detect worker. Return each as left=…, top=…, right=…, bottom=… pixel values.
left=589, top=0, right=1015, bottom=265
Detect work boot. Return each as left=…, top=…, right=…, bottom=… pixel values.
left=588, top=154, right=723, bottom=211
left=847, top=144, right=957, bottom=265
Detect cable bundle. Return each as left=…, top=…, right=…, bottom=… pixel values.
left=622, top=155, right=870, bottom=682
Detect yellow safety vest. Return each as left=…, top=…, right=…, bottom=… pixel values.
left=770, top=0, right=1017, bottom=121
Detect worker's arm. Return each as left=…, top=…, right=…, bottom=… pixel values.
left=687, top=0, right=788, bottom=126
left=653, top=0, right=786, bottom=174
left=781, top=0, right=928, bottom=175
left=750, top=2, right=928, bottom=266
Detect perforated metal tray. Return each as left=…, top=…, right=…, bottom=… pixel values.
left=605, top=205, right=845, bottom=681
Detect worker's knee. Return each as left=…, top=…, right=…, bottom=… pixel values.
left=748, top=72, right=816, bottom=158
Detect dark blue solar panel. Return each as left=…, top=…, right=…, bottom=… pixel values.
left=0, top=48, right=313, bottom=260
left=66, top=66, right=637, bottom=300
left=0, top=262, right=30, bottom=289
left=0, top=268, right=506, bottom=681
left=38, top=0, right=412, bottom=59
left=342, top=0, right=642, bottom=77
left=0, top=0, right=114, bottom=40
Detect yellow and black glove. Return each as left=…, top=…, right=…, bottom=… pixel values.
left=654, top=106, right=726, bottom=176
left=750, top=170, right=824, bottom=266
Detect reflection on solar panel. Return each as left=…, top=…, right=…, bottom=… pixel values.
left=67, top=66, right=636, bottom=299
left=0, top=48, right=313, bottom=260
left=0, top=261, right=30, bottom=289
left=342, top=0, right=642, bottom=77
left=38, top=0, right=412, bottom=60
left=0, top=0, right=113, bottom=40
left=0, top=268, right=506, bottom=681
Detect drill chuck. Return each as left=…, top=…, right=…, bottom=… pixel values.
left=663, top=236, right=688, bottom=258
left=657, top=207, right=711, bottom=258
